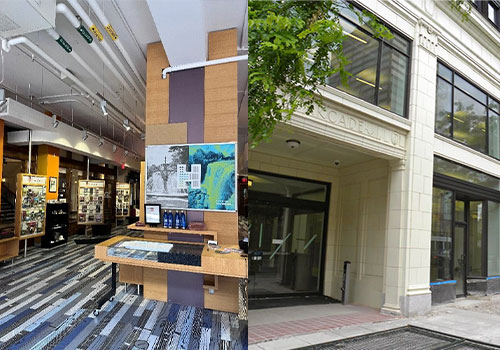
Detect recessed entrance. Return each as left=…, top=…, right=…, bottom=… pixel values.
left=248, top=171, right=329, bottom=297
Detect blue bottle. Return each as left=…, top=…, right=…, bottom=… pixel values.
left=174, top=211, right=180, bottom=229
left=180, top=211, right=186, bottom=229
left=168, top=210, right=173, bottom=228
left=163, top=211, right=168, bottom=228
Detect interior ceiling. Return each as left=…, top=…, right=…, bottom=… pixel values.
left=253, top=125, right=376, bottom=168
left=0, top=0, right=248, bottom=161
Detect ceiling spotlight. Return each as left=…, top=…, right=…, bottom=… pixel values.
left=98, top=137, right=104, bottom=147
left=124, top=150, right=129, bottom=157
left=122, top=119, right=131, bottom=131
left=286, top=139, right=301, bottom=149
left=140, top=133, right=145, bottom=140
left=112, top=144, right=117, bottom=153
left=82, top=129, right=88, bottom=141
left=100, top=100, right=108, bottom=116
left=52, top=114, right=59, bottom=128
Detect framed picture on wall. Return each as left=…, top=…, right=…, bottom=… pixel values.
left=145, top=142, right=237, bottom=212
left=49, top=177, right=57, bottom=193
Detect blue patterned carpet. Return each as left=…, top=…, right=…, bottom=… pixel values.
left=0, top=227, right=248, bottom=349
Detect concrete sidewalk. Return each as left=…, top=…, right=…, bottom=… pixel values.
left=249, top=295, right=500, bottom=349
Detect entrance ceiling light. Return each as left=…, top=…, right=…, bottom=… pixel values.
left=52, top=114, right=59, bottom=128
left=82, top=129, right=88, bottom=141
left=286, top=139, right=301, bottom=149
left=122, top=119, right=131, bottom=131
left=98, top=137, right=104, bottom=147
left=100, top=100, right=108, bottom=116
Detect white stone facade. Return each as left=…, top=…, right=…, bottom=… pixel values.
left=249, top=0, right=500, bottom=316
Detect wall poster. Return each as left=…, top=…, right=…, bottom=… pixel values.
left=146, top=143, right=236, bottom=212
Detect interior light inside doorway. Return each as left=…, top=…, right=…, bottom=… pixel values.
left=100, top=100, right=108, bottom=116
left=52, top=114, right=59, bottom=128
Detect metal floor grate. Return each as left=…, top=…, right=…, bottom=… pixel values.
left=295, top=326, right=500, bottom=350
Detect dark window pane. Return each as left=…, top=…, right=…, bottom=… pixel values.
left=437, top=63, right=453, bottom=82
left=468, top=201, right=483, bottom=276
left=434, top=157, right=500, bottom=191
left=377, top=44, right=408, bottom=116
left=455, top=75, right=487, bottom=105
left=431, top=187, right=453, bottom=282
left=490, top=109, right=500, bottom=159
left=328, top=18, right=379, bottom=104
left=453, top=88, right=487, bottom=152
left=435, top=78, right=452, bottom=136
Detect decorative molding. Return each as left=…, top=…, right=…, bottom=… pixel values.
left=389, top=158, right=407, bottom=171
left=417, top=18, right=439, bottom=55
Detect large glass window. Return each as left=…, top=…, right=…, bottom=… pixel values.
left=488, top=201, right=500, bottom=276
left=436, top=62, right=500, bottom=159
left=328, top=3, right=411, bottom=117
left=431, top=187, right=453, bottom=282
left=434, top=157, right=500, bottom=191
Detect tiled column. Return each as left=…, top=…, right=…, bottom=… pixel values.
left=382, top=19, right=439, bottom=316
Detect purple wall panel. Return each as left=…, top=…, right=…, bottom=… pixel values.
left=169, top=68, right=205, bottom=143
left=167, top=67, right=205, bottom=307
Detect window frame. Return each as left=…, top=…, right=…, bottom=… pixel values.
left=435, top=60, right=500, bottom=161
left=330, top=1, right=412, bottom=118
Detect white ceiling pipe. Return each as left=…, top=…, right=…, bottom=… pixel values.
left=66, top=0, right=146, bottom=102
left=162, top=54, right=248, bottom=79
left=45, top=28, right=119, bottom=100
left=86, top=0, right=146, bottom=90
left=1, top=37, right=143, bottom=134
left=56, top=3, right=144, bottom=107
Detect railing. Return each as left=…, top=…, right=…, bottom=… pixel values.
left=1, top=184, right=16, bottom=208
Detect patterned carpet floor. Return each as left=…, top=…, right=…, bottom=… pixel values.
left=0, top=226, right=248, bottom=349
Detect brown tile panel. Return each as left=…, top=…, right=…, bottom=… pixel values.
left=208, top=29, right=237, bottom=60
left=145, top=123, right=187, bottom=145
left=146, top=42, right=170, bottom=125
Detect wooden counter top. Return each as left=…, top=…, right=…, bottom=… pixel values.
left=95, top=235, right=247, bottom=278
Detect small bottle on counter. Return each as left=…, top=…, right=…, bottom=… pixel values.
left=168, top=210, right=174, bottom=228
left=163, top=210, right=168, bottom=228
left=180, top=211, right=186, bottom=229
left=175, top=210, right=180, bottom=229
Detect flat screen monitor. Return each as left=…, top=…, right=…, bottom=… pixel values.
left=144, top=204, right=161, bottom=225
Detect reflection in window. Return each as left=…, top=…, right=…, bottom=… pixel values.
left=431, top=187, right=453, bottom=282
left=488, top=201, right=500, bottom=276
left=328, top=5, right=411, bottom=117
left=436, top=62, right=500, bottom=159
left=453, top=88, right=487, bottom=153
left=488, top=2, right=498, bottom=23
left=468, top=201, right=483, bottom=276
left=378, top=44, right=408, bottom=116
left=490, top=110, right=500, bottom=159
left=434, top=157, right=500, bottom=191
left=329, top=18, right=378, bottom=104
left=436, top=78, right=452, bottom=137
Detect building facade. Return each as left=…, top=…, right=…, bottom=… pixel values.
left=248, top=0, right=500, bottom=316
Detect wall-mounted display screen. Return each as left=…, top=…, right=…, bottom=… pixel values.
left=145, top=204, right=161, bottom=225
left=145, top=142, right=236, bottom=212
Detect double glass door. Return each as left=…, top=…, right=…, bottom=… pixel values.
left=248, top=172, right=328, bottom=297
left=453, top=199, right=484, bottom=296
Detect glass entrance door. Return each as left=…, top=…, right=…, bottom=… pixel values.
left=248, top=172, right=328, bottom=297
